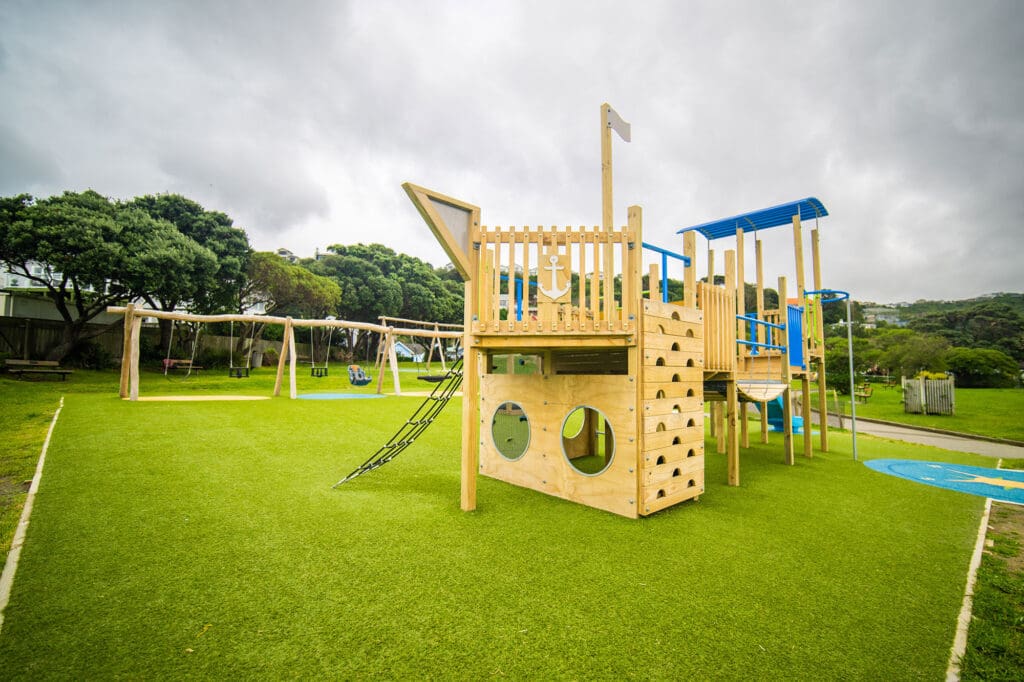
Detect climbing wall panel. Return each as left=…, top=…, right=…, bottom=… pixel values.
left=639, top=299, right=705, bottom=516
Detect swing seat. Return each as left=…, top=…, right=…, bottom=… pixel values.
left=736, top=381, right=788, bottom=402
left=228, top=367, right=249, bottom=379
left=418, top=374, right=447, bottom=384
left=348, top=365, right=372, bottom=386
left=311, top=366, right=329, bottom=378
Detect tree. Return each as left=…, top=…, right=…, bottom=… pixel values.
left=0, top=191, right=217, bottom=361
left=909, top=302, right=1024, bottom=362
left=824, top=336, right=872, bottom=394
left=873, top=329, right=949, bottom=377
left=240, top=252, right=342, bottom=355
left=944, top=347, right=1019, bottom=388
left=324, top=243, right=463, bottom=325
left=128, top=194, right=251, bottom=312
left=304, top=253, right=402, bottom=355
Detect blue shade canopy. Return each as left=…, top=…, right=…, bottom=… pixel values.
left=677, top=197, right=828, bottom=240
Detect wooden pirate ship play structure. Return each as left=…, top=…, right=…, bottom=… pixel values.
left=409, top=104, right=833, bottom=517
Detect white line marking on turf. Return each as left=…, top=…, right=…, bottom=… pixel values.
left=0, top=396, right=64, bottom=636
left=945, top=459, right=1001, bottom=681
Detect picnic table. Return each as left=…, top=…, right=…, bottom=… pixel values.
left=3, top=359, right=73, bottom=381
left=162, top=359, right=203, bottom=373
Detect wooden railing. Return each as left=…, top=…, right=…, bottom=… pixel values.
left=698, top=282, right=735, bottom=372
left=474, top=225, right=639, bottom=334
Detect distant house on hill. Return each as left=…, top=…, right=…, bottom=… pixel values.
left=862, top=306, right=906, bottom=328
left=393, top=341, right=425, bottom=362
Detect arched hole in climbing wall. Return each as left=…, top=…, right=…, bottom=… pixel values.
left=686, top=358, right=696, bottom=367
left=686, top=418, right=696, bottom=428
left=656, top=390, right=666, bottom=400
left=656, top=357, right=666, bottom=366
left=656, top=455, right=666, bottom=465
left=672, top=374, right=681, bottom=382
left=686, top=388, right=696, bottom=397
left=671, top=311, right=680, bottom=321
left=561, top=406, right=615, bottom=476
left=671, top=342, right=680, bottom=352
left=685, top=329, right=695, bottom=338
left=490, top=401, right=530, bottom=461
left=672, top=404, right=681, bottom=414
left=687, top=479, right=697, bottom=488
left=656, top=422, right=666, bottom=432
left=672, top=436, right=682, bottom=445
left=672, top=468, right=681, bottom=477
left=687, top=448, right=696, bottom=458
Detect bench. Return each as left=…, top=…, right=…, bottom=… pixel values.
left=162, top=359, right=203, bottom=374
left=4, top=359, right=73, bottom=381
left=854, top=383, right=873, bottom=403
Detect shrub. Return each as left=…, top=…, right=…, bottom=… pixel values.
left=65, top=341, right=115, bottom=370
left=945, top=347, right=1019, bottom=388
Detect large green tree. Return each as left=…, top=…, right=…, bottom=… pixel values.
left=128, top=194, right=251, bottom=313
left=304, top=253, right=402, bottom=356
left=0, top=191, right=220, bottom=361
left=240, top=252, right=342, bottom=359
left=909, top=302, right=1024, bottom=362
left=323, top=243, right=463, bottom=325
left=945, top=347, right=1019, bottom=388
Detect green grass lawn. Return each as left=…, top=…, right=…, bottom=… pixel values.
left=0, top=370, right=996, bottom=678
left=816, top=386, right=1024, bottom=442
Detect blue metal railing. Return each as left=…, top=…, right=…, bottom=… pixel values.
left=736, top=314, right=786, bottom=355
left=641, top=242, right=691, bottom=304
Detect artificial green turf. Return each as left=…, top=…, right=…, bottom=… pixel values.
left=819, top=387, right=1024, bottom=442
left=0, top=373, right=994, bottom=678
left=960, top=503, right=1024, bottom=680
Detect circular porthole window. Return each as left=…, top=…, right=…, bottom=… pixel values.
left=491, top=402, right=530, bottom=461
left=561, top=406, right=615, bottom=476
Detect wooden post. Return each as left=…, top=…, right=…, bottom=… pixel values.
left=288, top=324, right=297, bottom=399
left=812, top=227, right=829, bottom=452
left=375, top=331, right=388, bottom=395
left=601, top=104, right=613, bottom=232
left=274, top=317, right=291, bottom=397
left=119, top=302, right=134, bottom=399
left=128, top=315, right=142, bottom=402
left=740, top=402, right=749, bottom=448
left=735, top=227, right=746, bottom=350
left=755, top=238, right=768, bottom=442
left=388, top=330, right=401, bottom=396
left=725, top=249, right=739, bottom=482
left=790, top=214, right=814, bottom=458
left=779, top=276, right=794, bottom=466
left=461, top=208, right=482, bottom=512
left=727, top=381, right=739, bottom=486
left=725, top=250, right=736, bottom=363
left=628, top=205, right=644, bottom=508
left=683, top=231, right=696, bottom=309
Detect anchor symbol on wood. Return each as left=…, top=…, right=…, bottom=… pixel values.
left=538, top=255, right=571, bottom=300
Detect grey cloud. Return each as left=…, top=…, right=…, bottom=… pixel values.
left=0, top=0, right=1020, bottom=302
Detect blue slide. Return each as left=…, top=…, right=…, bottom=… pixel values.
left=760, top=396, right=804, bottom=434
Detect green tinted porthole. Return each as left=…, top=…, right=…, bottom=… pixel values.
left=491, top=402, right=530, bottom=461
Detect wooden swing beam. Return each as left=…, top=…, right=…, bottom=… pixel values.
left=106, top=306, right=462, bottom=401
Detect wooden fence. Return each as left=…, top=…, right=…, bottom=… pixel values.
left=903, top=376, right=955, bottom=415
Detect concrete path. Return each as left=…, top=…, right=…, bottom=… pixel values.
left=811, top=411, right=1024, bottom=460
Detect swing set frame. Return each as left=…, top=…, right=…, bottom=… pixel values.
left=109, top=303, right=462, bottom=401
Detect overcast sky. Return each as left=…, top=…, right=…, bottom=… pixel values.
left=1, top=0, right=1021, bottom=303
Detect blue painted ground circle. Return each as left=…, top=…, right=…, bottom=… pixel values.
left=865, top=459, right=1024, bottom=505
